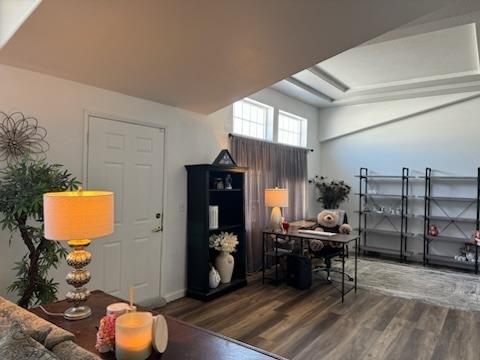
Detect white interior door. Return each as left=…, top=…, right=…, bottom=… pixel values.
left=87, top=116, right=165, bottom=303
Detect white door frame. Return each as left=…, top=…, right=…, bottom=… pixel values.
left=82, top=109, right=168, bottom=301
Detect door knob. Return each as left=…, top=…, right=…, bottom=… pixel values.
left=152, top=225, right=162, bottom=233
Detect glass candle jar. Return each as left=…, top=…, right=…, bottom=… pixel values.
left=115, top=312, right=153, bottom=360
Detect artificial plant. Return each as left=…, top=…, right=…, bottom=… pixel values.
left=313, top=176, right=351, bottom=209
left=0, top=157, right=80, bottom=308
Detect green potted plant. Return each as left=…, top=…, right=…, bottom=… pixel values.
left=313, top=176, right=351, bottom=209
left=0, top=157, right=79, bottom=308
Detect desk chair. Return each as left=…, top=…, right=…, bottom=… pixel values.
left=310, top=245, right=353, bottom=282
left=305, top=211, right=354, bottom=282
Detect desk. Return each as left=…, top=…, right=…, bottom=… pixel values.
left=262, top=229, right=359, bottom=302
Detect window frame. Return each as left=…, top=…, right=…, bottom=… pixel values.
left=232, top=98, right=274, bottom=141
left=277, top=109, right=308, bottom=148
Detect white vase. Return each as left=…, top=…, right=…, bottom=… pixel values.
left=209, top=266, right=221, bottom=289
left=215, top=251, right=234, bottom=284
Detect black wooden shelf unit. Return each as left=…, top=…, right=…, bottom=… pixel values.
left=185, top=164, right=248, bottom=301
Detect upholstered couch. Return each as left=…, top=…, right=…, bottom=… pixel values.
left=0, top=296, right=100, bottom=359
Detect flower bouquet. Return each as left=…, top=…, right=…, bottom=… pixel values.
left=209, top=232, right=239, bottom=283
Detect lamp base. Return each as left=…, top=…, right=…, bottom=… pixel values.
left=64, top=305, right=92, bottom=320
left=64, top=239, right=93, bottom=321
left=270, top=207, right=283, bottom=232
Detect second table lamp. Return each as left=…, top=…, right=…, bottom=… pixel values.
left=265, top=187, right=288, bottom=232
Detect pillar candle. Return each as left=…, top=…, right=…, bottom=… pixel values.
left=115, top=312, right=153, bottom=360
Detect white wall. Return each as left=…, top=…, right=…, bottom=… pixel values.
left=0, top=64, right=219, bottom=302
left=318, top=92, right=480, bottom=142
left=318, top=92, right=480, bottom=256
left=0, top=64, right=320, bottom=302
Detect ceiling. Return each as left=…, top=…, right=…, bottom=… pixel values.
left=0, top=0, right=451, bottom=114
left=272, top=1, right=480, bottom=108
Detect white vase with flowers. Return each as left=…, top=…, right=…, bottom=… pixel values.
left=209, top=232, right=239, bottom=284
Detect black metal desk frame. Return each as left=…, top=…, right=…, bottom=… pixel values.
left=262, top=230, right=359, bottom=303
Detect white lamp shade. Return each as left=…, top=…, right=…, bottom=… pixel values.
left=43, top=191, right=114, bottom=240
left=265, top=188, right=288, bottom=208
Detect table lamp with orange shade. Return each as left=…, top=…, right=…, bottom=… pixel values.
left=265, top=187, right=288, bottom=232
left=43, top=188, right=114, bottom=320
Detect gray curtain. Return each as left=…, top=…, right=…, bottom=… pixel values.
left=230, top=135, right=308, bottom=272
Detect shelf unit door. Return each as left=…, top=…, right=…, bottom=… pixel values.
left=186, top=167, right=211, bottom=293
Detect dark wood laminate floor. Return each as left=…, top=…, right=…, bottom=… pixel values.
left=159, top=275, right=480, bottom=360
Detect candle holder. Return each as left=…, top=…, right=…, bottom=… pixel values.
left=116, top=312, right=153, bottom=360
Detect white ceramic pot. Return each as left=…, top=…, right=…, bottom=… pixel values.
left=209, top=266, right=221, bottom=288
left=215, top=251, right=234, bottom=284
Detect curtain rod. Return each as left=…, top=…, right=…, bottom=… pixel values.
left=228, top=133, right=314, bottom=152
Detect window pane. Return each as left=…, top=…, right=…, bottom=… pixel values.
left=233, top=116, right=242, bottom=134
left=244, top=120, right=250, bottom=135
left=253, top=107, right=259, bottom=124
left=232, top=99, right=271, bottom=140
left=251, top=121, right=257, bottom=138
left=278, top=111, right=307, bottom=147
left=234, top=102, right=241, bottom=118
left=293, top=119, right=300, bottom=132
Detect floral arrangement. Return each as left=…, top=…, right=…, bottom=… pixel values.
left=209, top=232, right=239, bottom=253
left=95, top=314, right=117, bottom=353
left=312, top=176, right=351, bottom=209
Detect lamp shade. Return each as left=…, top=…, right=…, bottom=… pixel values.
left=265, top=188, right=288, bottom=208
left=44, top=190, right=114, bottom=241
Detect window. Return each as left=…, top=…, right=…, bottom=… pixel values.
left=233, top=98, right=273, bottom=140
left=232, top=98, right=308, bottom=148
left=277, top=110, right=307, bottom=147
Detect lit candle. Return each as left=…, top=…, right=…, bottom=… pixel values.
left=115, top=312, right=153, bottom=360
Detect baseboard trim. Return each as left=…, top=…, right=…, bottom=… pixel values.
left=164, top=288, right=186, bottom=302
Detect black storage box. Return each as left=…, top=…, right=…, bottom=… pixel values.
left=286, top=254, right=312, bottom=290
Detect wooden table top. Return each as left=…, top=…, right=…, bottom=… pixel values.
left=263, top=228, right=359, bottom=244
left=30, top=290, right=284, bottom=360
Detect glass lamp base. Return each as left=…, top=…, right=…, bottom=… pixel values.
left=64, top=239, right=93, bottom=321
left=64, top=305, right=92, bottom=321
